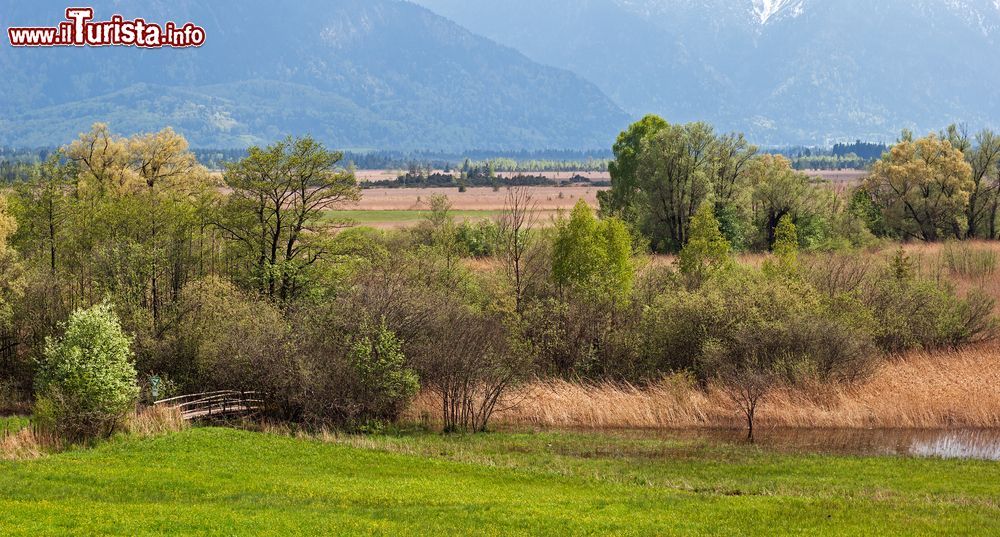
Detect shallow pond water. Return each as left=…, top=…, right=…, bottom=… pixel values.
left=605, top=427, right=1000, bottom=461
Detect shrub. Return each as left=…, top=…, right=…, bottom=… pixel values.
left=347, top=318, right=419, bottom=422
left=34, top=303, right=139, bottom=441
left=806, top=249, right=996, bottom=353
left=677, top=202, right=732, bottom=288
left=862, top=275, right=996, bottom=352
left=165, top=277, right=299, bottom=419
left=643, top=268, right=875, bottom=382
left=456, top=220, right=499, bottom=258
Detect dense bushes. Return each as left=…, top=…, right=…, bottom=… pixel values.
left=803, top=250, right=997, bottom=353
left=641, top=268, right=875, bottom=382
left=34, top=304, right=139, bottom=441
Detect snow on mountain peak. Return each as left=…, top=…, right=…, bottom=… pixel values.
left=752, top=0, right=804, bottom=24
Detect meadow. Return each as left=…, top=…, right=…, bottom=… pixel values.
left=0, top=427, right=998, bottom=536
left=341, top=186, right=600, bottom=227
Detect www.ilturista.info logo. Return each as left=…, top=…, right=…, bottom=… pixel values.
left=7, top=7, right=205, bottom=48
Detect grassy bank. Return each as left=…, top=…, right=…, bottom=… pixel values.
left=0, top=427, right=998, bottom=535
left=409, top=343, right=1000, bottom=430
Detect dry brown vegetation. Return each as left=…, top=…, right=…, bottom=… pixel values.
left=0, top=426, right=60, bottom=461
left=356, top=186, right=603, bottom=211
left=407, top=343, right=1000, bottom=430
left=413, top=241, right=1000, bottom=431
left=0, top=406, right=187, bottom=461
left=125, top=406, right=188, bottom=438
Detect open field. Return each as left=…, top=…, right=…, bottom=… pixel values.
left=356, top=186, right=602, bottom=211
left=341, top=170, right=865, bottom=228
left=326, top=209, right=505, bottom=227
left=804, top=169, right=868, bottom=183
left=332, top=185, right=603, bottom=227
left=0, top=427, right=997, bottom=536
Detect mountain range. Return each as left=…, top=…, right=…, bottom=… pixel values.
left=414, top=0, right=1000, bottom=145
left=1, top=1, right=999, bottom=150
left=0, top=0, right=627, bottom=150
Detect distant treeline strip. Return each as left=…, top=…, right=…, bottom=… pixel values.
left=364, top=171, right=606, bottom=189
left=1, top=141, right=888, bottom=183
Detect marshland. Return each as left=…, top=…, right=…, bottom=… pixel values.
left=2, top=119, right=1000, bottom=535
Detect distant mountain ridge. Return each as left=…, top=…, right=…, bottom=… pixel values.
left=0, top=0, right=628, bottom=150
left=415, top=0, right=1000, bottom=145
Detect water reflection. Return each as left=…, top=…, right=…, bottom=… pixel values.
left=618, top=428, right=1000, bottom=461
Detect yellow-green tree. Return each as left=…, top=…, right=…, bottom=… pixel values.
left=677, top=201, right=732, bottom=287
left=764, top=214, right=799, bottom=277
left=865, top=133, right=974, bottom=241
left=553, top=199, right=634, bottom=302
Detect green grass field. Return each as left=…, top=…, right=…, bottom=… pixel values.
left=1, top=428, right=998, bottom=535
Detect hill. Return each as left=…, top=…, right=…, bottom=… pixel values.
left=0, top=0, right=628, bottom=150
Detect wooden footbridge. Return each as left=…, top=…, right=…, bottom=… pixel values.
left=154, top=390, right=263, bottom=421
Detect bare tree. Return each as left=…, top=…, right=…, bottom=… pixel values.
left=412, top=307, right=531, bottom=432
left=715, top=353, right=779, bottom=442
left=496, top=187, right=539, bottom=315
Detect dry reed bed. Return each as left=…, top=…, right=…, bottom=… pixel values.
left=0, top=406, right=186, bottom=461
left=410, top=344, right=1000, bottom=430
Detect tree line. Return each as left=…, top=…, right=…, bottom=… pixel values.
left=599, top=115, right=1000, bottom=253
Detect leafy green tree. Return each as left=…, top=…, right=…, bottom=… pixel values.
left=635, top=122, right=717, bottom=251
left=422, top=194, right=465, bottom=274
left=0, top=195, right=23, bottom=329
left=677, top=202, right=732, bottom=287
left=553, top=200, right=634, bottom=301
left=11, top=154, right=73, bottom=273
left=748, top=154, right=813, bottom=248
left=34, top=303, right=139, bottom=440
left=765, top=214, right=799, bottom=276
left=953, top=128, right=1000, bottom=238
left=599, top=217, right=635, bottom=304
left=219, top=136, right=360, bottom=300
left=598, top=114, right=668, bottom=222
left=553, top=200, right=604, bottom=290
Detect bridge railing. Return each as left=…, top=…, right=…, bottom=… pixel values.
left=154, top=390, right=263, bottom=421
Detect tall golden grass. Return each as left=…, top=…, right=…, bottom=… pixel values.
left=125, top=405, right=188, bottom=437
left=409, top=343, right=1000, bottom=430
left=0, top=406, right=187, bottom=461
left=0, top=426, right=60, bottom=461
